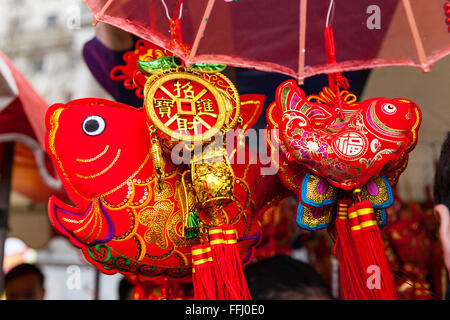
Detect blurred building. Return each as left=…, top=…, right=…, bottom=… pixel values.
left=0, top=0, right=111, bottom=105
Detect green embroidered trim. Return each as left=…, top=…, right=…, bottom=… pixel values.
left=185, top=211, right=199, bottom=239
left=371, top=106, right=406, bottom=134
left=87, top=245, right=188, bottom=277
left=300, top=103, right=311, bottom=114
left=191, top=62, right=226, bottom=73
left=281, top=86, right=291, bottom=111
left=138, top=56, right=180, bottom=73
left=138, top=57, right=226, bottom=74
left=88, top=244, right=111, bottom=263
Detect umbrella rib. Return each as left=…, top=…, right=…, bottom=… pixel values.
left=188, top=0, right=216, bottom=63
left=298, top=0, right=308, bottom=84
left=325, top=0, right=335, bottom=27
left=401, top=0, right=429, bottom=71
left=93, top=0, right=115, bottom=26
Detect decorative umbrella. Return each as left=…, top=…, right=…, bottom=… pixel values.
left=0, top=51, right=65, bottom=293
left=0, top=51, right=63, bottom=201
left=84, top=0, right=450, bottom=83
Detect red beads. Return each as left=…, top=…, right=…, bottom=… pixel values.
left=445, top=1, right=450, bottom=32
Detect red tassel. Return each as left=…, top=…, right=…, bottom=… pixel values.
left=324, top=26, right=349, bottom=121
left=208, top=226, right=252, bottom=300
left=222, top=225, right=252, bottom=300
left=198, top=180, right=252, bottom=300
left=351, top=200, right=398, bottom=299
left=209, top=226, right=233, bottom=299
left=334, top=200, right=369, bottom=300
left=192, top=244, right=217, bottom=300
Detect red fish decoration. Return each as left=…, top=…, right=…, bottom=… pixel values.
left=273, top=80, right=421, bottom=191
left=45, top=95, right=287, bottom=281
left=266, top=79, right=422, bottom=300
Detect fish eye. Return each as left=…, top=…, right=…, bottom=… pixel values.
left=82, top=115, right=106, bottom=136
left=382, top=103, right=397, bottom=114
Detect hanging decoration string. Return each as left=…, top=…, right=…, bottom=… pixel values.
left=325, top=0, right=335, bottom=28
left=161, top=0, right=184, bottom=20
left=202, top=180, right=225, bottom=226
left=324, top=0, right=349, bottom=120
left=161, top=0, right=190, bottom=63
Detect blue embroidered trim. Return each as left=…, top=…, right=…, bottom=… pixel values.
left=377, top=209, right=387, bottom=229
left=296, top=202, right=334, bottom=231
left=300, top=173, right=339, bottom=207
left=368, top=176, right=394, bottom=209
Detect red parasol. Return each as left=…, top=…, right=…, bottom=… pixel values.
left=0, top=51, right=64, bottom=202
left=84, top=0, right=450, bottom=83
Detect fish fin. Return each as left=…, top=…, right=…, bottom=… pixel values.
left=300, top=173, right=340, bottom=207
left=277, top=80, right=336, bottom=125
left=48, top=196, right=115, bottom=247
left=277, top=80, right=309, bottom=127
left=296, top=202, right=336, bottom=231
left=239, top=94, right=265, bottom=132
left=276, top=80, right=295, bottom=113
left=359, top=176, right=394, bottom=209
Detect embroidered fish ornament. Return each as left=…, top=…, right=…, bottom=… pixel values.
left=45, top=96, right=283, bottom=279
left=277, top=80, right=421, bottom=190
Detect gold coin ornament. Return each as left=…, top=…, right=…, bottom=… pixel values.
left=144, top=67, right=240, bottom=149
left=143, top=65, right=242, bottom=232
left=44, top=41, right=288, bottom=300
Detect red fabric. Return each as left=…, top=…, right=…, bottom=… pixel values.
left=239, top=94, right=265, bottom=132
left=45, top=97, right=287, bottom=281
left=84, top=0, right=450, bottom=83
left=0, top=98, right=34, bottom=138
left=382, top=200, right=447, bottom=300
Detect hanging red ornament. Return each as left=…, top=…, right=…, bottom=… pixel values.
left=45, top=88, right=286, bottom=299
left=110, top=40, right=171, bottom=99
left=265, top=12, right=422, bottom=299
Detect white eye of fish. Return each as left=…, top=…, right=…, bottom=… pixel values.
left=82, top=115, right=106, bottom=136
left=382, top=103, right=397, bottom=114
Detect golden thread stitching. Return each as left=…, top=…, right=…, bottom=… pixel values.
left=76, top=149, right=122, bottom=179
left=76, top=145, right=110, bottom=163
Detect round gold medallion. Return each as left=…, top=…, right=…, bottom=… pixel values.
left=144, top=69, right=229, bottom=146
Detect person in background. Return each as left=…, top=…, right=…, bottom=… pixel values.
left=244, top=254, right=334, bottom=300
left=4, top=263, right=45, bottom=300
left=83, top=22, right=142, bottom=108
left=118, top=276, right=134, bottom=300
left=433, top=132, right=450, bottom=299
